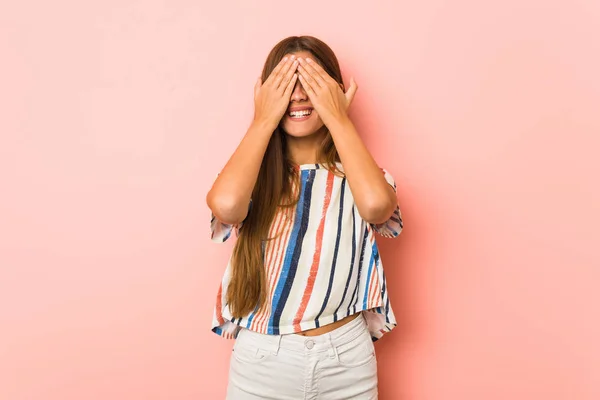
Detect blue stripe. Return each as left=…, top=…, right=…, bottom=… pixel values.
left=380, top=264, right=387, bottom=300
left=314, top=177, right=345, bottom=326
left=362, top=242, right=378, bottom=309
left=379, top=261, right=391, bottom=323
left=349, top=226, right=369, bottom=314
left=245, top=303, right=260, bottom=328
left=269, top=169, right=315, bottom=334
left=333, top=202, right=356, bottom=321
left=379, top=265, right=387, bottom=318
left=385, top=296, right=390, bottom=323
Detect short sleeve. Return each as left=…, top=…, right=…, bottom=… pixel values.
left=210, top=199, right=252, bottom=243
left=210, top=215, right=241, bottom=243
left=370, top=168, right=403, bottom=238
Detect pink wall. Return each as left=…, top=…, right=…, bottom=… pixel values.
left=1, top=1, right=598, bottom=399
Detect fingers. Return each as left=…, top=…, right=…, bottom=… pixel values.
left=267, top=56, right=295, bottom=91
left=305, top=58, right=331, bottom=84
left=254, top=77, right=262, bottom=99
left=345, top=77, right=358, bottom=106
left=297, top=73, right=316, bottom=97
left=297, top=58, right=325, bottom=88
left=277, top=57, right=299, bottom=91
left=283, top=73, right=299, bottom=98
left=268, top=56, right=291, bottom=83
left=297, top=65, right=321, bottom=92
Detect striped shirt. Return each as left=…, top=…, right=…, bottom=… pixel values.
left=210, top=162, right=403, bottom=341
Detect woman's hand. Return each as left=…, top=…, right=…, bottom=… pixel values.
left=253, top=56, right=299, bottom=129
left=296, top=57, right=358, bottom=127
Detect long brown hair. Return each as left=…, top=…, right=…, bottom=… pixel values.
left=226, top=36, right=346, bottom=318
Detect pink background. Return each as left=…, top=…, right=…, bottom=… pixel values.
left=1, top=1, right=599, bottom=399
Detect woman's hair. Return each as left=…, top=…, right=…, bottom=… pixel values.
left=226, top=36, right=345, bottom=318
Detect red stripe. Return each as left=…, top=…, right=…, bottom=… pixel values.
left=249, top=210, right=283, bottom=332
left=254, top=205, right=283, bottom=332
left=292, top=171, right=335, bottom=329
left=255, top=181, right=297, bottom=333
left=265, top=209, right=284, bottom=275
left=368, top=265, right=380, bottom=308
left=255, top=209, right=285, bottom=332
left=369, top=278, right=381, bottom=308
left=259, top=203, right=295, bottom=332
left=259, top=181, right=299, bottom=332
left=368, top=237, right=381, bottom=307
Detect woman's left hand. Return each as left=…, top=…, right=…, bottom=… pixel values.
left=297, top=57, right=358, bottom=127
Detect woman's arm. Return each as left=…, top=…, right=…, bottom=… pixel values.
left=206, top=120, right=274, bottom=225
left=297, top=58, right=397, bottom=224
left=327, top=117, right=398, bottom=224
left=207, top=56, right=299, bottom=225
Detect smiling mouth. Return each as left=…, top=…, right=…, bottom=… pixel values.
left=288, top=108, right=313, bottom=119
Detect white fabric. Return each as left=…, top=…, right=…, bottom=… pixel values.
left=226, top=312, right=378, bottom=399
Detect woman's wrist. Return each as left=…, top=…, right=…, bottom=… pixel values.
left=326, top=113, right=353, bottom=135
left=250, top=117, right=278, bottom=135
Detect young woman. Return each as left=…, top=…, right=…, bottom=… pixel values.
left=207, top=36, right=403, bottom=399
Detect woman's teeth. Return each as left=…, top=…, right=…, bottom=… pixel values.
left=289, top=109, right=312, bottom=118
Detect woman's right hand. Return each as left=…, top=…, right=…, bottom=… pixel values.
left=253, top=55, right=299, bottom=129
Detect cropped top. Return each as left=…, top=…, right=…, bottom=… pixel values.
left=210, top=162, right=403, bottom=341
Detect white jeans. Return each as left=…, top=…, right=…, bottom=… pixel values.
left=226, top=312, right=378, bottom=399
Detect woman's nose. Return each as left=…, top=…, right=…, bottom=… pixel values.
left=290, top=80, right=308, bottom=101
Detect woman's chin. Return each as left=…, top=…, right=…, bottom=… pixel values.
left=284, top=129, right=318, bottom=138
left=281, top=122, right=326, bottom=138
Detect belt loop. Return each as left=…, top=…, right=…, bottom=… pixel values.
left=272, top=334, right=282, bottom=355
left=327, top=333, right=338, bottom=360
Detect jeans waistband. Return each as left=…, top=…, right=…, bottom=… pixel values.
left=236, top=312, right=368, bottom=355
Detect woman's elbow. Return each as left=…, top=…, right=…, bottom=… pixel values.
left=206, top=191, right=248, bottom=225
left=360, top=198, right=397, bottom=225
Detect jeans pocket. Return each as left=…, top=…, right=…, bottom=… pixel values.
left=334, top=331, right=376, bottom=368
left=232, top=335, right=272, bottom=365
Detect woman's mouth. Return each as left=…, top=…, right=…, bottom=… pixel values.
left=287, top=108, right=313, bottom=121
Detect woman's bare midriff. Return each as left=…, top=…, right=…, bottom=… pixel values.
left=295, top=312, right=361, bottom=337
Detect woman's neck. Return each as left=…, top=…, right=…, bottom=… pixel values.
left=286, top=128, right=327, bottom=165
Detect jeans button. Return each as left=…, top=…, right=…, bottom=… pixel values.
left=305, top=340, right=315, bottom=349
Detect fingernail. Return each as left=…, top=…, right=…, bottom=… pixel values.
left=306, top=58, right=312, bottom=62
left=290, top=55, right=296, bottom=59
left=283, top=57, right=288, bottom=61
